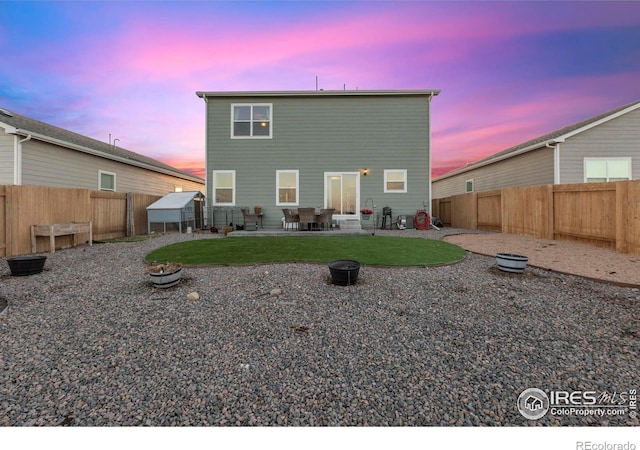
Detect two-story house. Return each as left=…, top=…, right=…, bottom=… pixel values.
left=195, top=90, right=440, bottom=229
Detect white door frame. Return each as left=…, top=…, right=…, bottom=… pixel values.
left=323, top=171, right=360, bottom=220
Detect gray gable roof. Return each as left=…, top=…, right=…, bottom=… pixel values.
left=0, top=107, right=203, bottom=183
left=147, top=191, right=204, bottom=210
left=434, top=98, right=640, bottom=181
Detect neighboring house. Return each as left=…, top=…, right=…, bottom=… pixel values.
left=195, top=90, right=440, bottom=229
left=432, top=99, right=640, bottom=198
left=0, top=107, right=204, bottom=195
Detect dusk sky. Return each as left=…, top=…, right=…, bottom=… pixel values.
left=1, top=1, right=639, bottom=179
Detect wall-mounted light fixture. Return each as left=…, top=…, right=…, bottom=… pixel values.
left=362, top=168, right=369, bottom=176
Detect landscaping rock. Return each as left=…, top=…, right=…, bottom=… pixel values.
left=0, top=230, right=637, bottom=426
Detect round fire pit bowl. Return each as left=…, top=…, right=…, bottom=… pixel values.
left=7, top=255, right=47, bottom=276
left=328, top=260, right=361, bottom=286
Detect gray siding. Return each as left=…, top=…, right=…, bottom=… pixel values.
left=432, top=147, right=554, bottom=198
left=559, top=107, right=640, bottom=183
left=21, top=139, right=204, bottom=195
left=206, top=94, right=432, bottom=228
left=0, top=130, right=15, bottom=184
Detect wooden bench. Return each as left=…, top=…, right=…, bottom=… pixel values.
left=31, top=221, right=93, bottom=254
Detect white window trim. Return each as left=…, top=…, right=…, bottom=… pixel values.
left=583, top=157, right=632, bottom=182
left=230, top=103, right=273, bottom=139
left=212, top=170, right=236, bottom=205
left=276, top=170, right=299, bottom=206
left=98, top=170, right=116, bottom=192
left=384, top=169, right=408, bottom=193
left=465, top=178, right=474, bottom=193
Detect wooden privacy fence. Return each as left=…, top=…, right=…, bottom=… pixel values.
left=0, top=185, right=161, bottom=256
left=432, top=179, right=640, bottom=256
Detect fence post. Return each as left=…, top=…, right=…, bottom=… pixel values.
left=0, top=186, right=7, bottom=257
left=5, top=185, right=14, bottom=256
left=546, top=184, right=554, bottom=240
left=126, top=192, right=134, bottom=237
left=471, top=192, right=478, bottom=229
left=615, top=181, right=629, bottom=253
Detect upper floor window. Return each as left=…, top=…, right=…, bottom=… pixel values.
left=99, top=170, right=116, bottom=191
left=584, top=158, right=631, bottom=182
left=384, top=169, right=407, bottom=193
left=231, top=104, right=272, bottom=138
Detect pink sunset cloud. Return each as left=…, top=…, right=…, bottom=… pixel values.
left=1, top=1, right=638, bottom=181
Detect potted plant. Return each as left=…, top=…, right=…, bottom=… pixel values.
left=7, top=255, right=47, bottom=276
left=148, top=262, right=182, bottom=288
left=254, top=204, right=262, bottom=215
left=360, top=208, right=373, bottom=220
left=496, top=253, right=528, bottom=274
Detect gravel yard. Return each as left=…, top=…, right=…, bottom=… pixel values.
left=1, top=229, right=638, bottom=426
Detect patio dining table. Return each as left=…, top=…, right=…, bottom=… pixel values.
left=296, top=207, right=321, bottom=231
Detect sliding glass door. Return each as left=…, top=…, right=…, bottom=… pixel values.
left=325, top=172, right=359, bottom=216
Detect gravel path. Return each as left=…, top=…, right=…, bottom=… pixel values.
left=444, top=232, right=640, bottom=287
left=0, top=230, right=638, bottom=426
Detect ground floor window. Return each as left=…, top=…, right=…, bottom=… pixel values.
left=465, top=179, right=474, bottom=193
left=584, top=158, right=631, bottom=182
left=99, top=170, right=116, bottom=191
left=213, top=170, right=235, bottom=205
left=384, top=169, right=407, bottom=193
left=276, top=170, right=299, bottom=205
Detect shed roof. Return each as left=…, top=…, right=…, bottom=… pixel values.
left=434, top=98, right=640, bottom=181
left=147, top=191, right=204, bottom=210
left=0, top=107, right=203, bottom=184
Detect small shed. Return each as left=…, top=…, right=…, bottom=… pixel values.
left=147, top=191, right=205, bottom=233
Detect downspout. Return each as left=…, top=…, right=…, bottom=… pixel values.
left=546, top=141, right=560, bottom=184
left=427, top=93, right=434, bottom=216
left=15, top=134, right=32, bottom=185
left=202, top=95, right=210, bottom=217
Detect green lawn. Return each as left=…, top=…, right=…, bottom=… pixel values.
left=145, top=235, right=466, bottom=266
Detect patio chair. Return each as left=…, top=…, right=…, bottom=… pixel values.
left=317, top=208, right=335, bottom=231
left=297, top=207, right=317, bottom=231
left=241, top=208, right=258, bottom=231
left=282, top=208, right=299, bottom=231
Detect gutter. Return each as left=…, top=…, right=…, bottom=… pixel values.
left=196, top=89, right=441, bottom=99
